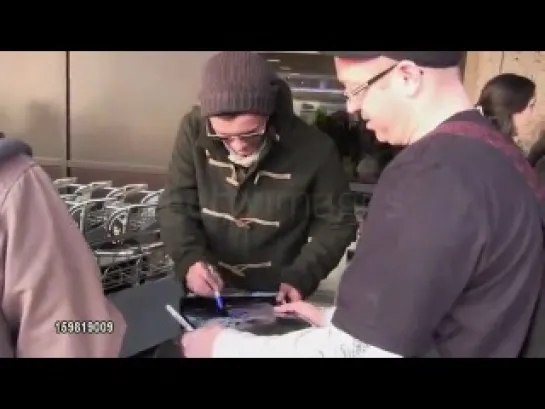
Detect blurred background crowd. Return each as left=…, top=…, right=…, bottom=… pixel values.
left=313, top=108, right=401, bottom=183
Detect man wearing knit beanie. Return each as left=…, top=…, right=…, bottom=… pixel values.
left=158, top=52, right=356, bottom=317
left=181, top=52, right=545, bottom=359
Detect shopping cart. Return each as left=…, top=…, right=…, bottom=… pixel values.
left=109, top=185, right=163, bottom=205
left=54, top=178, right=114, bottom=202
left=54, top=180, right=162, bottom=240
left=53, top=178, right=180, bottom=357
left=92, top=234, right=172, bottom=294
left=89, top=229, right=181, bottom=358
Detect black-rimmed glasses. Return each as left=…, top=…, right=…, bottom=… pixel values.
left=344, top=64, right=398, bottom=101
left=206, top=121, right=267, bottom=141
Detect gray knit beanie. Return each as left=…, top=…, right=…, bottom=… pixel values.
left=199, top=52, right=277, bottom=117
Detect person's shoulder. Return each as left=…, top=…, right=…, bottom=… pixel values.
left=383, top=109, right=535, bottom=209
left=395, top=110, right=511, bottom=175
left=422, top=109, right=503, bottom=154
left=177, top=105, right=206, bottom=143
left=0, top=156, right=53, bottom=208
left=379, top=146, right=465, bottom=197
left=0, top=140, right=36, bottom=205
left=376, top=128, right=478, bottom=207
left=528, top=124, right=545, bottom=166
left=535, top=157, right=545, bottom=184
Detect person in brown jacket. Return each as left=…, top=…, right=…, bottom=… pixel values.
left=0, top=138, right=126, bottom=358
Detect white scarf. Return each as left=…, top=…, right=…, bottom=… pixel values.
left=225, top=139, right=268, bottom=168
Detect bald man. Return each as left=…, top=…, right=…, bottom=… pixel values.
left=181, top=51, right=544, bottom=358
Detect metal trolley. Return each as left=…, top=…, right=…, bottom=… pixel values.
left=54, top=178, right=181, bottom=357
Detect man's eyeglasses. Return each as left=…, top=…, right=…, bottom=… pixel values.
left=206, top=122, right=267, bottom=141
left=344, top=64, right=398, bottom=101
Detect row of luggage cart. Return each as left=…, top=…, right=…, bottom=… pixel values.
left=51, top=177, right=371, bottom=356
left=52, top=177, right=372, bottom=295
left=53, top=177, right=174, bottom=295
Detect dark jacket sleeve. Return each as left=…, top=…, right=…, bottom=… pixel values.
left=157, top=113, right=214, bottom=282
left=281, top=146, right=357, bottom=297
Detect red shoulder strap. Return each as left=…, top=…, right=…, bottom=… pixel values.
left=432, top=120, right=545, bottom=202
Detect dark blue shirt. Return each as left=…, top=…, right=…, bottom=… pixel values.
left=333, top=109, right=544, bottom=357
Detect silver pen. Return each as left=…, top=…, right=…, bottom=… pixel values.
left=165, top=304, right=194, bottom=332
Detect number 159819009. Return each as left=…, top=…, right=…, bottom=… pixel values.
left=55, top=320, right=115, bottom=335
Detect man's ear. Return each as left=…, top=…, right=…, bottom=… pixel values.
left=396, top=60, right=423, bottom=97
left=397, top=60, right=423, bottom=83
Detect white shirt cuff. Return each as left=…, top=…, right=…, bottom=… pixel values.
left=321, top=307, right=336, bottom=326
left=212, top=328, right=260, bottom=358
left=211, top=324, right=402, bottom=358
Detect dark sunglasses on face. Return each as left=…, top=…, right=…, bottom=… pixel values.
left=206, top=121, right=267, bottom=142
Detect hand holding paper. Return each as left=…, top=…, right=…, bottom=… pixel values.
left=274, top=301, right=324, bottom=327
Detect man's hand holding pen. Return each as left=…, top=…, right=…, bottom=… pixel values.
left=186, top=261, right=224, bottom=297
left=179, top=262, right=227, bottom=358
